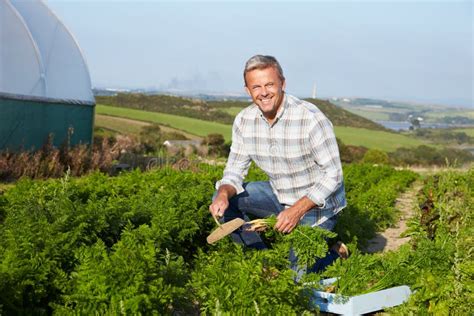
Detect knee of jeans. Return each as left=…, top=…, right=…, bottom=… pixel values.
left=242, top=181, right=265, bottom=195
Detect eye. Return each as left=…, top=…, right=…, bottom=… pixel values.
left=265, top=83, right=274, bottom=88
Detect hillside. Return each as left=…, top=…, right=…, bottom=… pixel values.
left=304, top=98, right=388, bottom=131
left=96, top=93, right=389, bottom=132
left=96, top=93, right=236, bottom=124
left=96, top=104, right=428, bottom=151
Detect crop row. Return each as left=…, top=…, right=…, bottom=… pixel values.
left=0, top=164, right=419, bottom=314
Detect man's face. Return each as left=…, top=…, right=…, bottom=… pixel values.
left=245, top=67, right=286, bottom=121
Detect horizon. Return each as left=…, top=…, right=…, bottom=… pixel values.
left=93, top=85, right=471, bottom=109
left=47, top=0, right=473, bottom=108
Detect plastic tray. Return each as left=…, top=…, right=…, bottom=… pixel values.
left=311, top=278, right=412, bottom=315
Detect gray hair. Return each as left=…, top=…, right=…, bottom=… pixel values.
left=243, top=55, right=285, bottom=86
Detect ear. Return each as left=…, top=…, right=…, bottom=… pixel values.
left=245, top=86, right=251, bottom=96
left=282, top=80, right=286, bottom=91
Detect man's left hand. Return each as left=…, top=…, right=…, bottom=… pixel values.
left=275, top=196, right=318, bottom=233
left=275, top=207, right=305, bottom=233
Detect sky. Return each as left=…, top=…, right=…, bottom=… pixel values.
left=46, top=0, right=473, bottom=107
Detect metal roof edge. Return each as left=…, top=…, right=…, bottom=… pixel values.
left=0, top=91, right=96, bottom=106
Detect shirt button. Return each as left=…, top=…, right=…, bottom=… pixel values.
left=270, top=144, right=279, bottom=154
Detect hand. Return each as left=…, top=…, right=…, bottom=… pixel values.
left=275, top=207, right=304, bottom=233
left=209, top=193, right=229, bottom=218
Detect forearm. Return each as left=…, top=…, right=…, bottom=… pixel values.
left=216, top=184, right=237, bottom=200
left=275, top=196, right=317, bottom=233
left=291, top=196, right=317, bottom=218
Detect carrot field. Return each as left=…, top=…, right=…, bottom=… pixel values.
left=0, top=164, right=471, bottom=314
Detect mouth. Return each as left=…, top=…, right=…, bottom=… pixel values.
left=259, top=96, right=273, bottom=105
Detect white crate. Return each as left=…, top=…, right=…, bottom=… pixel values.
left=311, top=278, right=412, bottom=315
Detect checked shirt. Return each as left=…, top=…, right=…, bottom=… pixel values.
left=216, top=94, right=346, bottom=225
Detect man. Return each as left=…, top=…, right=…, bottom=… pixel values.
left=209, top=55, right=347, bottom=272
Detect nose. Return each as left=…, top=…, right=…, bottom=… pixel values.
left=260, top=86, right=268, bottom=96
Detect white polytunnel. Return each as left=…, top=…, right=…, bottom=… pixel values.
left=0, top=0, right=95, bottom=150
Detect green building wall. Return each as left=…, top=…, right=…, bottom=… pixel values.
left=0, top=96, right=95, bottom=151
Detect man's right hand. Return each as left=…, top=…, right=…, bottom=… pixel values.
left=209, top=184, right=236, bottom=218
left=209, top=194, right=229, bottom=218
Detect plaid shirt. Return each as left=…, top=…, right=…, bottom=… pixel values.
left=216, top=94, right=346, bottom=225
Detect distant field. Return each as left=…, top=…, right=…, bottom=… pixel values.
left=344, top=108, right=390, bottom=121
left=96, top=104, right=427, bottom=152
left=95, top=114, right=148, bottom=135
left=425, top=110, right=474, bottom=120
left=334, top=98, right=474, bottom=124
left=219, top=106, right=245, bottom=116
left=95, top=114, right=202, bottom=140
left=96, top=105, right=232, bottom=140
left=334, top=126, right=426, bottom=152
left=453, top=128, right=474, bottom=137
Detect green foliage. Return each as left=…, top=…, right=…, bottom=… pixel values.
left=0, top=163, right=470, bottom=314
left=203, top=133, right=228, bottom=157
left=189, top=242, right=314, bottom=315
left=336, top=164, right=417, bottom=247
left=55, top=225, right=191, bottom=314
left=0, top=168, right=219, bottom=314
left=324, top=168, right=473, bottom=314
left=337, top=137, right=367, bottom=163
left=96, top=104, right=232, bottom=141
left=97, top=93, right=390, bottom=132
left=285, top=225, right=337, bottom=268
left=246, top=216, right=337, bottom=268
left=97, top=93, right=236, bottom=124
left=389, top=145, right=474, bottom=166
left=139, top=124, right=163, bottom=153
left=305, top=98, right=389, bottom=131
left=412, top=128, right=474, bottom=145
left=362, top=149, right=389, bottom=164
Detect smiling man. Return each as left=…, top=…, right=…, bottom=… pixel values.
left=209, top=55, right=347, bottom=273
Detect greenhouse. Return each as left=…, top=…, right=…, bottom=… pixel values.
left=0, top=0, right=95, bottom=151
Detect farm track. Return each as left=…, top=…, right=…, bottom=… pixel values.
left=365, top=180, right=423, bottom=253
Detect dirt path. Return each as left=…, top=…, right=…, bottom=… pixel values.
left=365, top=180, right=423, bottom=253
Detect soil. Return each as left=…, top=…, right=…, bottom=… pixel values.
left=365, top=180, right=423, bottom=253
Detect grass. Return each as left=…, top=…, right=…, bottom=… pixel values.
left=96, top=104, right=427, bottom=151
left=95, top=114, right=147, bottom=135
left=425, top=109, right=474, bottom=120
left=344, top=108, right=391, bottom=121
left=218, top=107, right=246, bottom=116
left=96, top=105, right=232, bottom=140
left=94, top=114, right=202, bottom=140
left=452, top=127, right=474, bottom=137
left=334, top=126, right=426, bottom=152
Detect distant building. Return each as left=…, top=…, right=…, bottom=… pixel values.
left=163, top=140, right=201, bottom=148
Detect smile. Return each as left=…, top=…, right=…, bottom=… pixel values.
left=260, top=97, right=273, bottom=104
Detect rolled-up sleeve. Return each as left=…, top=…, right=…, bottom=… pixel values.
left=305, top=117, right=343, bottom=207
left=215, top=116, right=251, bottom=194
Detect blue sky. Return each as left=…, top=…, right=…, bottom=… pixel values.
left=46, top=0, right=473, bottom=107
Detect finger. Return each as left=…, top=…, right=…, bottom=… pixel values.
left=210, top=204, right=220, bottom=217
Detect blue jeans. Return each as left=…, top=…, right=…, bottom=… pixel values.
left=214, top=181, right=340, bottom=274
